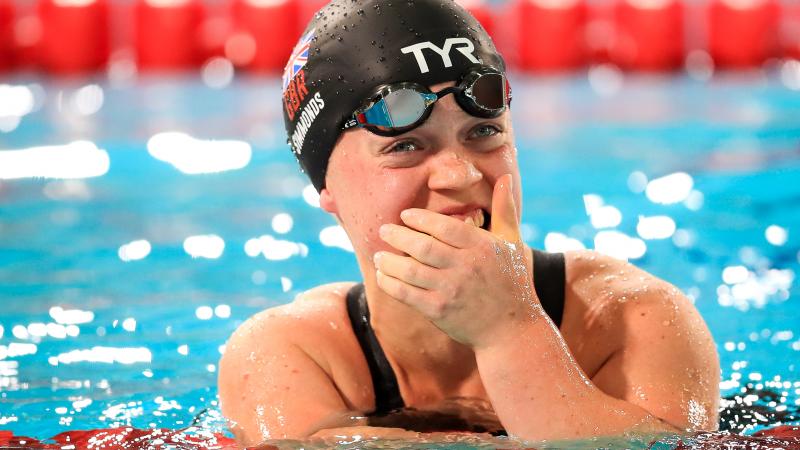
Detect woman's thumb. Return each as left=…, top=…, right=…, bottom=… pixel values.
left=489, top=174, right=521, bottom=242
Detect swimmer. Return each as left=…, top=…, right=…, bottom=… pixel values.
left=218, top=0, right=720, bottom=445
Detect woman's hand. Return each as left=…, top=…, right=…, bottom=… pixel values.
left=373, top=173, right=543, bottom=348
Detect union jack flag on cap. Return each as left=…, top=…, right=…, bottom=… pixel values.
left=282, top=29, right=315, bottom=92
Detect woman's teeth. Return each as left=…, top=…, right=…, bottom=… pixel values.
left=463, top=209, right=485, bottom=228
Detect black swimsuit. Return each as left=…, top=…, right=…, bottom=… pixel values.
left=345, top=249, right=566, bottom=421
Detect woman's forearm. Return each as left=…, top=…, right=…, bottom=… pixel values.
left=473, top=313, right=674, bottom=441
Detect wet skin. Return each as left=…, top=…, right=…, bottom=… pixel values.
left=218, top=82, right=721, bottom=446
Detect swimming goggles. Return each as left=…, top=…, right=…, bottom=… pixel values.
left=342, top=65, right=511, bottom=137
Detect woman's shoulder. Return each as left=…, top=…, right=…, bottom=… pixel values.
left=219, top=281, right=377, bottom=431
left=561, top=249, right=689, bottom=309
left=293, top=281, right=360, bottom=307
left=558, top=249, right=702, bottom=373
left=221, top=281, right=371, bottom=393
left=227, top=281, right=359, bottom=345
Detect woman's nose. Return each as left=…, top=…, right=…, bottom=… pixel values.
left=427, top=150, right=484, bottom=191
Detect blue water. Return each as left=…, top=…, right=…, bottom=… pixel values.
left=0, top=71, right=799, bottom=441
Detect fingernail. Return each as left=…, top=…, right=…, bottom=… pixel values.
left=379, top=224, right=390, bottom=238
left=373, top=252, right=382, bottom=265
left=400, top=209, right=415, bottom=220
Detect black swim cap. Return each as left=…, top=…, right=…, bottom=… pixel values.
left=281, top=0, right=506, bottom=192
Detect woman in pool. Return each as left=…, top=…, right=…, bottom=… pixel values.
left=218, top=0, right=720, bottom=445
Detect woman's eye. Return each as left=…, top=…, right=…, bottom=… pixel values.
left=387, top=140, right=420, bottom=153
left=471, top=124, right=501, bottom=139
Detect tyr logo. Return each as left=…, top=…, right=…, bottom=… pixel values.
left=401, top=37, right=481, bottom=74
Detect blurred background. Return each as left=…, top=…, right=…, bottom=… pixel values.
left=0, top=0, right=799, bottom=443
left=1, top=0, right=800, bottom=75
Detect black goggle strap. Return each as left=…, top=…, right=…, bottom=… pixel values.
left=435, top=86, right=460, bottom=100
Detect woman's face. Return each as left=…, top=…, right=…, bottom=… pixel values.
left=319, top=80, right=521, bottom=264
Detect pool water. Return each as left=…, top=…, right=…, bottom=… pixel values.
left=0, top=71, right=799, bottom=444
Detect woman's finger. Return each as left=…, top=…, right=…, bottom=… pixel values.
left=379, top=223, right=457, bottom=268
left=398, top=209, right=480, bottom=249
left=375, top=269, right=432, bottom=311
left=374, top=251, right=440, bottom=290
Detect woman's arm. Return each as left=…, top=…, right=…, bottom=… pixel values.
left=219, top=301, right=436, bottom=446
left=218, top=309, right=354, bottom=445
left=474, top=267, right=719, bottom=440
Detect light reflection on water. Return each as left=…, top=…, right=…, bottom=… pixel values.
left=147, top=131, right=252, bottom=175
left=0, top=141, right=109, bottom=179
left=0, top=73, right=798, bottom=441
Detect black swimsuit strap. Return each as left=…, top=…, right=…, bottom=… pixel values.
left=345, top=249, right=566, bottom=416
left=345, top=284, right=405, bottom=414
left=532, top=249, right=566, bottom=328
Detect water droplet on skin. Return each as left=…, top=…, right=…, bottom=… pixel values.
left=378, top=56, right=385, bottom=62
left=357, top=9, right=365, bottom=15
